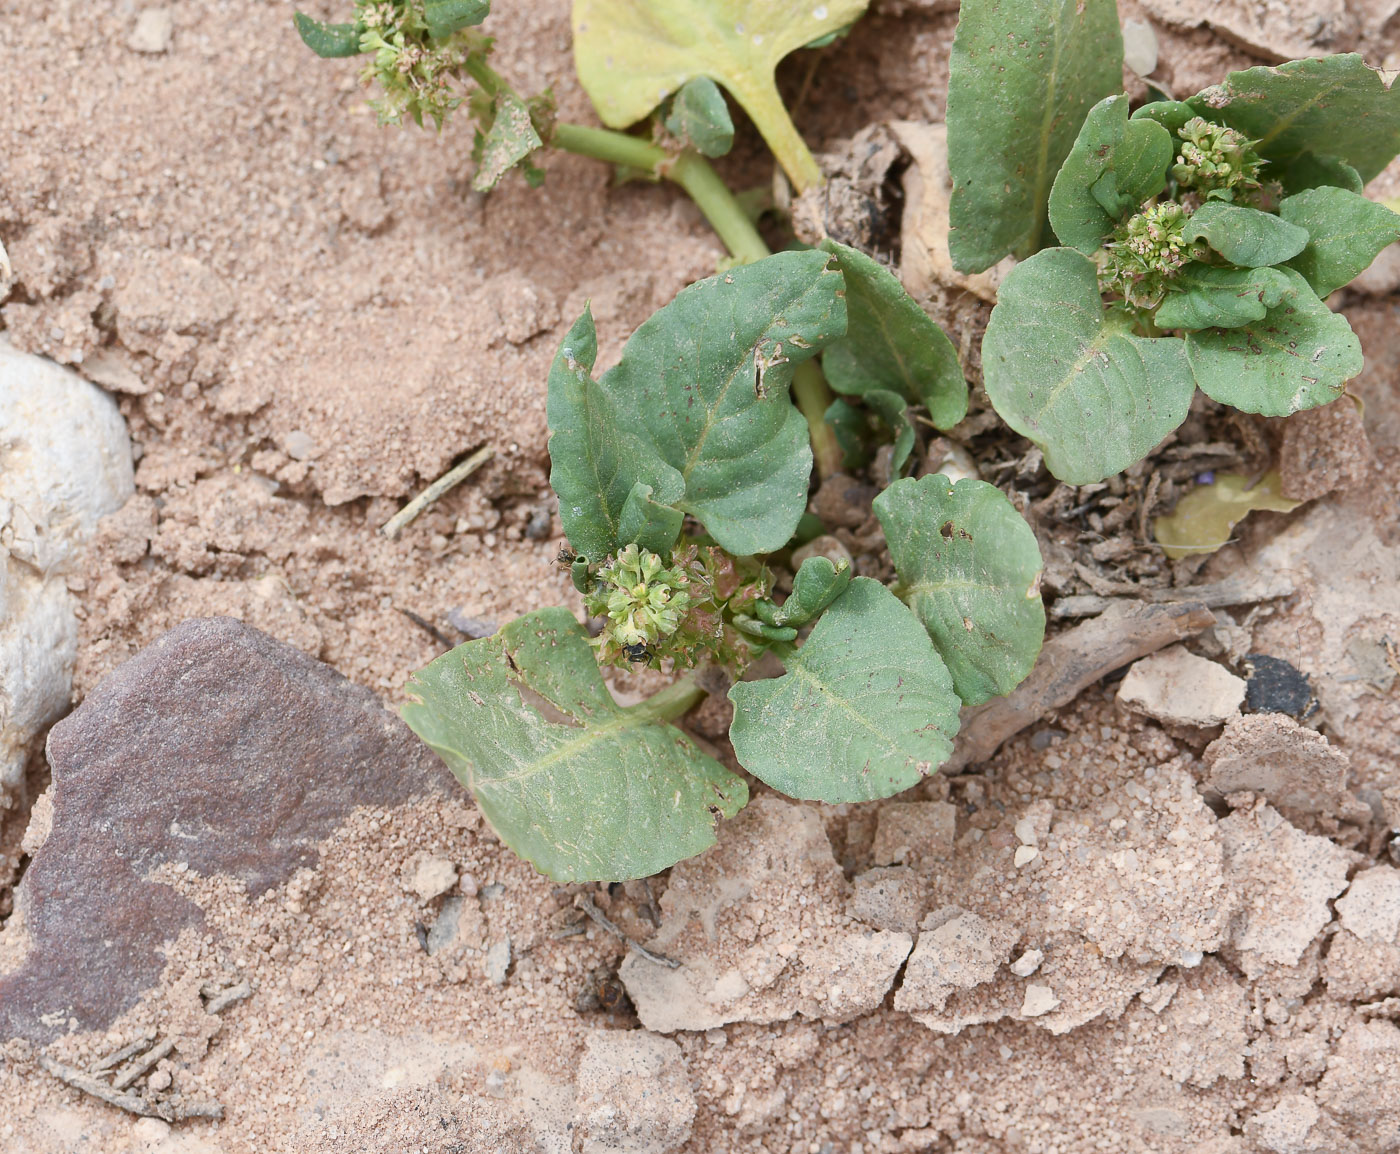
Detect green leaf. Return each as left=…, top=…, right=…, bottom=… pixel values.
left=473, top=91, right=545, bottom=192
left=1186, top=54, right=1400, bottom=184
left=617, top=481, right=686, bottom=557
left=1186, top=267, right=1363, bottom=416
left=1279, top=187, right=1400, bottom=298
left=1049, top=95, right=1173, bottom=253
left=403, top=609, right=748, bottom=882
left=755, top=555, right=852, bottom=628
left=981, top=247, right=1197, bottom=485
left=818, top=239, right=968, bottom=429
left=1131, top=100, right=1195, bottom=134
left=1179, top=202, right=1310, bottom=268
left=548, top=253, right=846, bottom=560
left=1276, top=152, right=1364, bottom=195
left=423, top=0, right=490, bottom=39
left=864, top=388, right=916, bottom=475
left=293, top=12, right=363, bottom=57
left=1154, top=472, right=1300, bottom=560
left=728, top=578, right=960, bottom=802
left=947, top=0, right=1123, bottom=272
left=874, top=475, right=1046, bottom=706
left=826, top=398, right=875, bottom=472
left=600, top=250, right=845, bottom=556
left=664, top=77, right=735, bottom=157
left=546, top=308, right=683, bottom=563
left=572, top=0, right=869, bottom=189
left=1154, top=265, right=1297, bottom=331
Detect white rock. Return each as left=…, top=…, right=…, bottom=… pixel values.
left=484, top=936, right=511, bottom=986
left=574, top=1030, right=696, bottom=1154
left=1013, top=818, right=1038, bottom=846
left=1010, top=949, right=1043, bottom=977
left=1013, top=845, right=1039, bottom=868
left=1122, top=18, right=1159, bottom=76
left=1118, top=644, right=1246, bottom=727
left=128, top=8, right=173, bottom=53
left=1, top=343, right=133, bottom=802
left=1021, top=984, right=1060, bottom=1017
left=1336, top=867, right=1400, bottom=946
left=411, top=855, right=458, bottom=901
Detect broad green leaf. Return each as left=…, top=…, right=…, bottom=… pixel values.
left=981, top=247, right=1196, bottom=485
left=728, top=578, right=960, bottom=802
left=1154, top=472, right=1300, bottom=560
left=1186, top=54, right=1400, bottom=184
left=947, top=0, right=1123, bottom=272
left=1131, top=100, right=1195, bottom=134
left=423, top=0, right=490, bottom=39
left=664, top=77, right=735, bottom=157
left=546, top=308, right=683, bottom=562
left=1276, top=152, right=1364, bottom=195
left=617, top=481, right=685, bottom=557
left=403, top=609, right=748, bottom=881
left=1186, top=267, right=1362, bottom=416
left=1279, top=188, right=1400, bottom=298
left=548, top=253, right=846, bottom=560
left=601, top=250, right=845, bottom=556
left=874, top=475, right=1046, bottom=706
left=755, top=555, right=852, bottom=628
left=572, top=0, right=868, bottom=189
left=826, top=398, right=875, bottom=472
left=1154, top=265, right=1297, bottom=331
left=473, top=91, right=544, bottom=192
left=1179, top=202, right=1309, bottom=268
left=1049, top=95, right=1173, bottom=253
left=293, top=12, right=363, bottom=57
left=818, top=239, right=968, bottom=429
left=864, top=388, right=916, bottom=475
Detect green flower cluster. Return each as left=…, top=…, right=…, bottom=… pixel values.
left=1172, top=117, right=1265, bottom=202
left=585, top=544, right=693, bottom=655
left=1100, top=200, right=1193, bottom=308
left=353, top=0, right=482, bottom=128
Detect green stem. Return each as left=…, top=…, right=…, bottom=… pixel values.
left=728, top=75, right=824, bottom=194
left=553, top=124, right=770, bottom=265
left=624, top=673, right=707, bottom=724
left=792, top=361, right=842, bottom=479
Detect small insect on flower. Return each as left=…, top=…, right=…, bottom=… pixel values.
left=623, top=641, right=654, bottom=663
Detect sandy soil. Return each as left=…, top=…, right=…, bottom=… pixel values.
left=3, top=0, right=1400, bottom=1151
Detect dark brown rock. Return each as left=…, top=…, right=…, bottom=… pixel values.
left=0, top=617, right=454, bottom=1042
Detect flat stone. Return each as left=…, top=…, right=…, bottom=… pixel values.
left=0, top=618, right=454, bottom=1042
left=128, top=8, right=173, bottom=53
left=850, top=866, right=926, bottom=935
left=1020, top=984, right=1060, bottom=1018
left=1117, top=645, right=1246, bottom=727
left=1204, top=714, right=1355, bottom=817
left=411, top=855, right=458, bottom=902
left=484, top=936, right=512, bottom=986
left=1335, top=867, right=1400, bottom=946
left=893, top=908, right=1016, bottom=1015
left=1140, top=0, right=1352, bottom=62
left=574, top=1030, right=695, bottom=1154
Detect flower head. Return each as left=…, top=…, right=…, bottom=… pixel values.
left=1172, top=117, right=1265, bottom=202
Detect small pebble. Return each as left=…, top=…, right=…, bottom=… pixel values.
left=1013, top=845, right=1039, bottom=868
left=411, top=856, right=457, bottom=902
left=1010, top=949, right=1043, bottom=977
left=1021, top=984, right=1060, bottom=1018
left=1013, top=818, right=1038, bottom=846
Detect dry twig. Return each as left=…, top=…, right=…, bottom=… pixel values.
left=380, top=446, right=495, bottom=539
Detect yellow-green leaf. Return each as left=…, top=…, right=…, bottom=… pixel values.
left=1154, top=472, right=1301, bottom=560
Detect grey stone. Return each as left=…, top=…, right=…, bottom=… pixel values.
left=0, top=617, right=454, bottom=1042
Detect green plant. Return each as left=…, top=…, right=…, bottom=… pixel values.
left=946, top=0, right=1400, bottom=484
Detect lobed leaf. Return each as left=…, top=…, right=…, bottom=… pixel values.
left=1179, top=202, right=1310, bottom=268
left=947, top=0, right=1123, bottom=272
left=874, top=475, right=1046, bottom=707
left=1185, top=54, right=1400, bottom=185
left=1049, top=95, right=1173, bottom=253
left=981, top=247, right=1196, bottom=485
left=403, top=609, right=748, bottom=881
left=1154, top=265, right=1297, bottom=332
left=728, top=578, right=961, bottom=802
left=1279, top=187, right=1400, bottom=298
left=664, top=77, right=735, bottom=157
left=293, top=12, right=363, bottom=57
left=1186, top=267, right=1362, bottom=416
left=818, top=239, right=968, bottom=429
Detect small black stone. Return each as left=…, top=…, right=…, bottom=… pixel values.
left=1243, top=653, right=1318, bottom=718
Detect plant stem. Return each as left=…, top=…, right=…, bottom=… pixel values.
left=727, top=75, right=824, bottom=194
left=792, top=361, right=842, bottom=479
left=552, top=124, right=770, bottom=265
left=625, top=673, right=707, bottom=724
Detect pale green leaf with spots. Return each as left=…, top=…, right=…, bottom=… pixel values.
left=403, top=609, right=747, bottom=882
